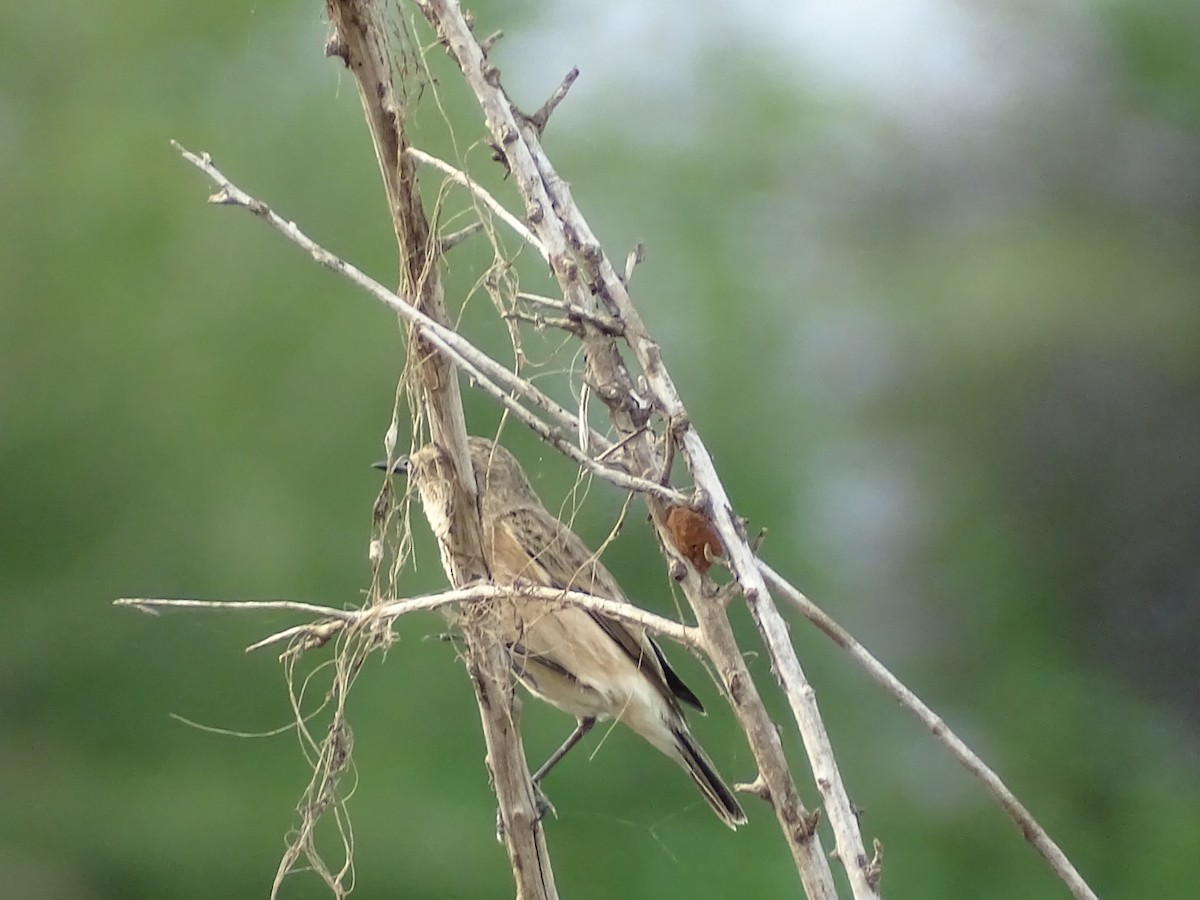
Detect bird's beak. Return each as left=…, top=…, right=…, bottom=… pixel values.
left=374, top=456, right=411, bottom=476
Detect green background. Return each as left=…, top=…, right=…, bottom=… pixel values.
left=3, top=2, right=1198, bottom=898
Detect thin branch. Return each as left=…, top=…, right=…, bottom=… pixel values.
left=438, top=220, right=484, bottom=253
left=172, top=143, right=559, bottom=434
left=514, top=292, right=565, bottom=310
left=514, top=291, right=625, bottom=336
left=479, top=29, right=503, bottom=54
left=407, top=147, right=544, bottom=255
left=115, top=585, right=699, bottom=653
left=245, top=621, right=344, bottom=655
left=115, top=597, right=357, bottom=619
left=522, top=67, right=580, bottom=134
left=172, top=142, right=682, bottom=507
left=757, top=562, right=1100, bottom=900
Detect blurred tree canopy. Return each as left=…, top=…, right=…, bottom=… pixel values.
left=1, top=2, right=1196, bottom=898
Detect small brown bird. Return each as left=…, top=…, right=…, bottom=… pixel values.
left=396, top=436, right=746, bottom=828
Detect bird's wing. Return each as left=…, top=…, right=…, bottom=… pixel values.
left=494, top=505, right=704, bottom=713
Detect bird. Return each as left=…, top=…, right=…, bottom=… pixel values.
left=392, top=436, right=746, bottom=829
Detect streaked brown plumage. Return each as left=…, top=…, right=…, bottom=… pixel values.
left=403, top=436, right=746, bottom=828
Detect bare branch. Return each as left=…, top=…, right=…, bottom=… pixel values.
left=758, top=562, right=1100, bottom=900
left=172, top=142, right=681, bottom=506
left=115, top=585, right=699, bottom=652
left=115, top=597, right=357, bottom=619
left=407, top=147, right=544, bottom=255
left=322, top=1, right=550, bottom=892
left=245, top=621, right=344, bottom=655
left=514, top=291, right=626, bottom=336
left=479, top=30, right=503, bottom=55
left=437, top=220, right=484, bottom=253
left=522, top=67, right=580, bottom=135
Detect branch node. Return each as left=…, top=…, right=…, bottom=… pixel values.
left=245, top=619, right=345, bottom=656
left=521, top=67, right=580, bottom=135
left=715, top=581, right=741, bottom=607
left=479, top=30, right=504, bottom=54
left=797, top=808, right=822, bottom=840
left=750, top=526, right=768, bottom=554
left=622, top=240, right=646, bottom=284
left=438, top=221, right=484, bottom=254
left=866, top=838, right=884, bottom=889
left=735, top=773, right=773, bottom=805
left=323, top=32, right=349, bottom=65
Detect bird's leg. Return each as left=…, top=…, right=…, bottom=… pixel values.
left=495, top=717, right=596, bottom=837
left=532, top=717, right=596, bottom=785
left=523, top=717, right=596, bottom=823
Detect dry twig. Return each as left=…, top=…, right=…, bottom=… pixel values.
left=115, top=585, right=698, bottom=654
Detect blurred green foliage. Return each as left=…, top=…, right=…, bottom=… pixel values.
left=2, top=2, right=1197, bottom=898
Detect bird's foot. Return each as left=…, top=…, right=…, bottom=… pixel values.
left=493, top=784, right=556, bottom=843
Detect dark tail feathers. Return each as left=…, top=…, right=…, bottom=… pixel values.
left=673, top=726, right=747, bottom=829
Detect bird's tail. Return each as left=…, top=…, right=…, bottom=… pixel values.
left=671, top=725, right=747, bottom=829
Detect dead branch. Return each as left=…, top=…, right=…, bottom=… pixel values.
left=325, top=0, right=550, bottom=893
left=758, top=562, right=1098, bottom=900
left=173, top=142, right=679, bottom=507
left=114, top=585, right=699, bottom=654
